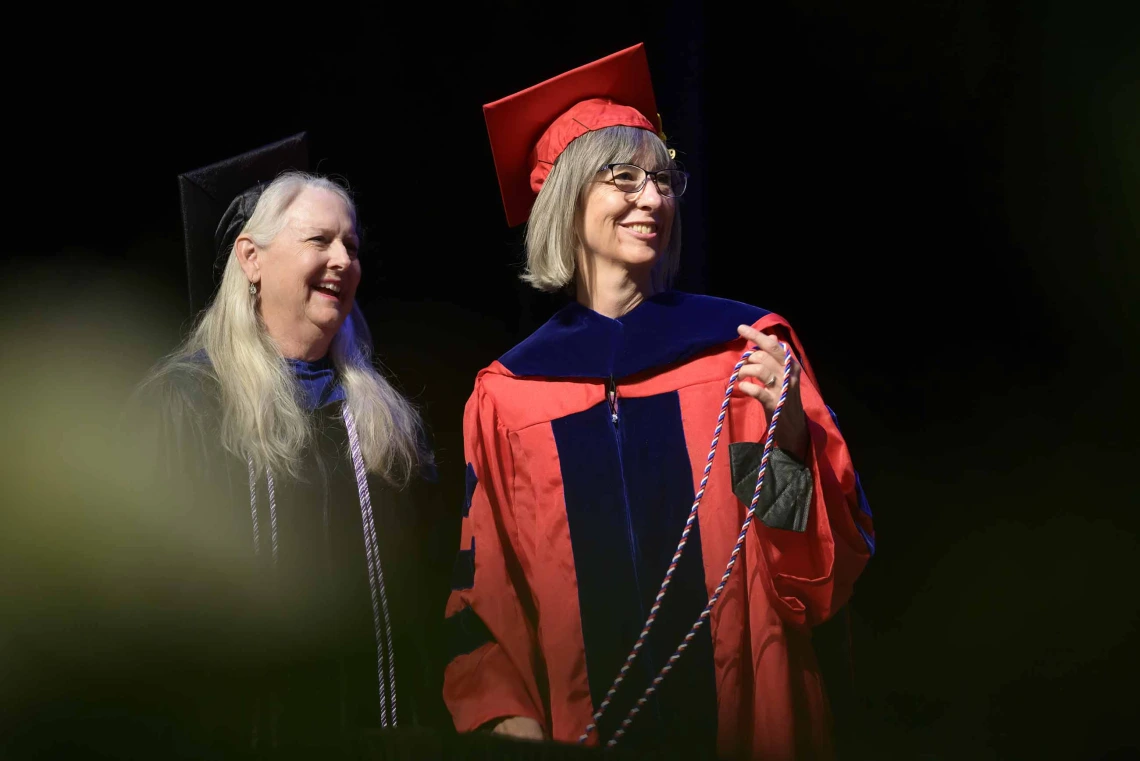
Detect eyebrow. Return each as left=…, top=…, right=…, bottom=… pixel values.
left=300, top=227, right=359, bottom=242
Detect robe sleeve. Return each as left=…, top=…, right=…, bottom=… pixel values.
left=121, top=366, right=221, bottom=503
left=748, top=317, right=876, bottom=629
left=114, top=369, right=268, bottom=749
left=729, top=445, right=814, bottom=532
left=442, top=379, right=545, bottom=733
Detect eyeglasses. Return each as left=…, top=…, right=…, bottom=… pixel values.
left=599, top=163, right=689, bottom=198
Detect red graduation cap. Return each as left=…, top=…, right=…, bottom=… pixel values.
left=484, top=43, right=661, bottom=227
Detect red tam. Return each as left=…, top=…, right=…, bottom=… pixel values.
left=483, top=44, right=662, bottom=228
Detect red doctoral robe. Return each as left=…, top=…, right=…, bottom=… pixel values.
left=443, top=292, right=874, bottom=759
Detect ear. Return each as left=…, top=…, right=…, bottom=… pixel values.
left=234, top=235, right=260, bottom=283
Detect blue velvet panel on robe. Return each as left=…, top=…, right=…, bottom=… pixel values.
left=443, top=604, right=495, bottom=663
left=286, top=357, right=346, bottom=410
left=826, top=406, right=876, bottom=556
left=451, top=537, right=475, bottom=591
left=552, top=391, right=717, bottom=750
left=462, top=463, right=478, bottom=519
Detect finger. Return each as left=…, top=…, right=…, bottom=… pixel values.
left=737, top=324, right=779, bottom=353
left=743, top=342, right=779, bottom=368
left=756, top=353, right=795, bottom=378
left=746, top=344, right=781, bottom=365
left=739, top=362, right=772, bottom=378
left=741, top=355, right=775, bottom=382
left=765, top=341, right=797, bottom=372
left=739, top=364, right=781, bottom=388
left=766, top=338, right=790, bottom=364
left=740, top=325, right=786, bottom=363
left=737, top=324, right=763, bottom=345
left=736, top=380, right=773, bottom=401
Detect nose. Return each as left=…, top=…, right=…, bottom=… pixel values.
left=634, top=176, right=664, bottom=209
left=327, top=239, right=351, bottom=270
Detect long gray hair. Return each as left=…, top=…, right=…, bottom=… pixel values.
left=145, top=172, right=424, bottom=485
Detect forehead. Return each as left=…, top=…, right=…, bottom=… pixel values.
left=285, top=186, right=356, bottom=230
left=630, top=145, right=669, bottom=169
left=603, top=144, right=669, bottom=173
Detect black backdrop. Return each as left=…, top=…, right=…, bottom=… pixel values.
left=5, top=1, right=1138, bottom=759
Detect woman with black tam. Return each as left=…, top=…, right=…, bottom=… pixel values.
left=128, top=134, right=452, bottom=757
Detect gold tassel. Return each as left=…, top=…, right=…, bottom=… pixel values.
left=657, top=113, right=677, bottom=160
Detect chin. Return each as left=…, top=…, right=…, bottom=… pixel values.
left=619, top=248, right=661, bottom=267
left=309, top=309, right=349, bottom=333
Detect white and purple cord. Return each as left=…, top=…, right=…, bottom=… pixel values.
left=246, top=456, right=279, bottom=563
left=342, top=405, right=399, bottom=728
left=245, top=407, right=398, bottom=728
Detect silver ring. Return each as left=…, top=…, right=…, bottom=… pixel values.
left=767, top=374, right=777, bottom=387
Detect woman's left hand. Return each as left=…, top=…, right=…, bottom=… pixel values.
left=735, top=325, right=809, bottom=461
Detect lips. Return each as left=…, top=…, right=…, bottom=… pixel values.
left=311, top=280, right=342, bottom=300
left=624, top=223, right=656, bottom=234
left=620, top=221, right=659, bottom=240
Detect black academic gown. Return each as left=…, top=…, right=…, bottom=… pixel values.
left=128, top=362, right=452, bottom=759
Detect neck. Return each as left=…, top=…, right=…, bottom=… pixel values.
left=575, top=256, right=655, bottom=320
left=266, top=321, right=335, bottom=362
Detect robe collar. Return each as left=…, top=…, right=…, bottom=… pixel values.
left=191, top=350, right=345, bottom=410
left=285, top=356, right=346, bottom=410
left=499, top=290, right=768, bottom=379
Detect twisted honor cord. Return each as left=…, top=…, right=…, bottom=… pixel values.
left=578, top=341, right=793, bottom=746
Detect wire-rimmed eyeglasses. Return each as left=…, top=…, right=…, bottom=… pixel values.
left=600, top=163, right=689, bottom=198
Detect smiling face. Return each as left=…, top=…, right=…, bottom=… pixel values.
left=242, top=186, right=361, bottom=358
left=578, top=156, right=676, bottom=277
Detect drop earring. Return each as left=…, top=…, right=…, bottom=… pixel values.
left=249, top=283, right=257, bottom=296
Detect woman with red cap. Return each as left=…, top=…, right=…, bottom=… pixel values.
left=443, top=45, right=875, bottom=760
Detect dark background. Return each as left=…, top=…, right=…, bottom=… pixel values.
left=5, top=1, right=1138, bottom=759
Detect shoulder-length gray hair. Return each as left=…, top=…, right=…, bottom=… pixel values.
left=523, top=126, right=682, bottom=292
left=145, top=172, right=425, bottom=486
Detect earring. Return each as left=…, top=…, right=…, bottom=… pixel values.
left=249, top=283, right=257, bottom=296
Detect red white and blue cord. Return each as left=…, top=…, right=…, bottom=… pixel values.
left=578, top=341, right=793, bottom=746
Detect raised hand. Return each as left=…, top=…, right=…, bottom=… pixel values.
left=736, top=325, right=808, bottom=461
